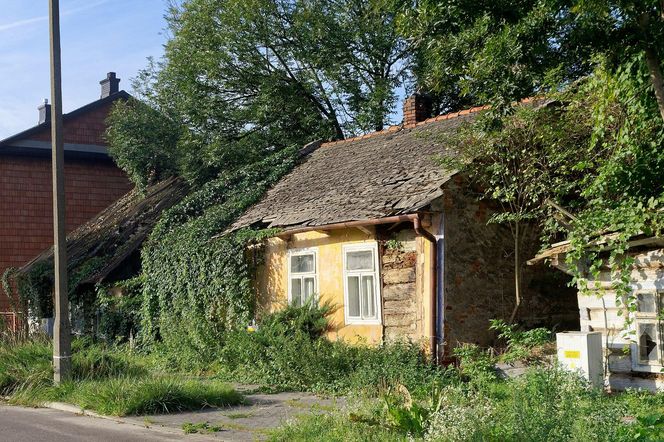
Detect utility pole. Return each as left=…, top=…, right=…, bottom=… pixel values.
left=49, top=0, right=71, bottom=384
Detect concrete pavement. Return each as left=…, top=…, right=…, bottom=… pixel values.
left=0, top=404, right=212, bottom=441
left=0, top=390, right=345, bottom=441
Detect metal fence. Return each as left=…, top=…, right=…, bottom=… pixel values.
left=0, top=312, right=19, bottom=333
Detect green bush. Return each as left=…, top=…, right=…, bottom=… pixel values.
left=490, top=319, right=552, bottom=363
left=217, top=303, right=448, bottom=395
left=259, top=300, right=334, bottom=340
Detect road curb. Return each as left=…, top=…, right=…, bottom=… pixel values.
left=40, top=401, right=216, bottom=440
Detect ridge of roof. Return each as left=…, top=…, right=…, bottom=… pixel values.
left=322, top=103, right=491, bottom=148
left=323, top=96, right=540, bottom=148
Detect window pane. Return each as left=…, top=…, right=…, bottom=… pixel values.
left=637, top=293, right=658, bottom=314
left=362, top=275, right=375, bottom=319
left=638, top=322, right=659, bottom=363
left=291, top=278, right=302, bottom=306
left=346, top=250, right=374, bottom=271
left=347, top=276, right=360, bottom=317
left=291, top=253, right=315, bottom=273
left=303, top=277, right=316, bottom=302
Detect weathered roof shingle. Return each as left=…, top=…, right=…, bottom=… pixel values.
left=232, top=111, right=479, bottom=231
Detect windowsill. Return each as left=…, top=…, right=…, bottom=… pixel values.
left=344, top=319, right=382, bottom=326
left=631, top=363, right=663, bottom=374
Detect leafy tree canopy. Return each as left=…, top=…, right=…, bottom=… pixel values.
left=108, top=0, right=411, bottom=188
left=401, top=0, right=664, bottom=119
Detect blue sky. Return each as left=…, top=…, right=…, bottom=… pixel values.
left=0, top=0, right=168, bottom=139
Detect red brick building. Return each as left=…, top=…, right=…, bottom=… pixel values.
left=0, top=73, right=133, bottom=317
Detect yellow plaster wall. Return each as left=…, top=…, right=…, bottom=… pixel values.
left=255, top=221, right=440, bottom=348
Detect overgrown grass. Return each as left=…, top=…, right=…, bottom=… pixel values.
left=272, top=413, right=407, bottom=442
left=0, top=337, right=241, bottom=416
left=211, top=303, right=450, bottom=396
left=272, top=368, right=664, bottom=441
left=11, top=376, right=241, bottom=416
left=255, top=306, right=664, bottom=441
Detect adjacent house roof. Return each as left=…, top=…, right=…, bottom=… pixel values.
left=528, top=233, right=664, bottom=268
left=19, top=176, right=189, bottom=286
left=232, top=107, right=485, bottom=232
left=0, top=90, right=130, bottom=159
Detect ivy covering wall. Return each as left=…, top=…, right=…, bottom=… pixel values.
left=138, top=146, right=299, bottom=364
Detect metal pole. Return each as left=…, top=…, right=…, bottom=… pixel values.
left=49, top=0, right=71, bottom=384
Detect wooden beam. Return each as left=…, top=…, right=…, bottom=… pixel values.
left=388, top=221, right=404, bottom=231
left=356, top=226, right=371, bottom=235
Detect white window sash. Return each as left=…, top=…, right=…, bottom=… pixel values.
left=343, top=244, right=381, bottom=325
left=287, top=248, right=318, bottom=306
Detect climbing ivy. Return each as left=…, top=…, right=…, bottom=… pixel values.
left=434, top=56, right=663, bottom=328
left=139, top=146, right=299, bottom=364
left=565, top=57, right=664, bottom=324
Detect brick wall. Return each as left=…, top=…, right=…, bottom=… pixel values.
left=0, top=155, right=131, bottom=311
left=0, top=99, right=132, bottom=312
left=31, top=102, right=112, bottom=145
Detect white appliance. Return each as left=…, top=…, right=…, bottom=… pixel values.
left=556, top=331, right=604, bottom=388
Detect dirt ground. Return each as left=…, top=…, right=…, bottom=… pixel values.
left=120, top=387, right=346, bottom=441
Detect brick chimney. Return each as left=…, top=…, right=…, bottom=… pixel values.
left=402, top=93, right=432, bottom=126
left=38, top=99, right=51, bottom=124
left=100, top=72, right=120, bottom=98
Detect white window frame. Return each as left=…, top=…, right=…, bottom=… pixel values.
left=632, top=290, right=664, bottom=368
left=342, top=243, right=381, bottom=325
left=287, top=247, right=318, bottom=306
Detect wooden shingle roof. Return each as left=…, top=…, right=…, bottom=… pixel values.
left=19, top=176, right=189, bottom=285
left=232, top=109, right=482, bottom=231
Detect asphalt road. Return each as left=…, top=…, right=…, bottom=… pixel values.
left=0, top=405, right=207, bottom=441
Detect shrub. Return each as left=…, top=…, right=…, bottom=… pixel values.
left=490, top=319, right=552, bottom=363
left=451, top=343, right=497, bottom=385
left=259, top=300, right=335, bottom=340
left=217, top=304, right=448, bottom=395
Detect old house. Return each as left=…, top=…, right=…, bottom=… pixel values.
left=530, top=233, right=664, bottom=391
left=231, top=94, right=578, bottom=358
left=0, top=73, right=133, bottom=324
left=18, top=177, right=188, bottom=335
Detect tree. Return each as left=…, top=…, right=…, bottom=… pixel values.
left=399, top=1, right=593, bottom=112
left=401, top=1, right=664, bottom=322
left=106, top=98, right=180, bottom=189
left=110, top=0, right=411, bottom=188
left=440, top=92, right=595, bottom=321
left=401, top=1, right=664, bottom=123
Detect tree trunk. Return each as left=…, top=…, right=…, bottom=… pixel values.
left=644, top=46, right=664, bottom=123
left=638, top=13, right=664, bottom=123
left=509, top=222, right=521, bottom=324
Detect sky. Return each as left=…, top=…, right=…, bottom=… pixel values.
left=0, top=0, right=168, bottom=139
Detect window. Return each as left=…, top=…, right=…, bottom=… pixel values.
left=343, top=244, right=381, bottom=324
left=634, top=291, right=664, bottom=365
left=288, top=249, right=317, bottom=306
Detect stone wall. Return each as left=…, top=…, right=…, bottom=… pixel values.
left=379, top=228, right=420, bottom=341
left=438, top=175, right=579, bottom=351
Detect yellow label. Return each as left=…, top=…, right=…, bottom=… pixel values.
left=564, top=350, right=581, bottom=359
